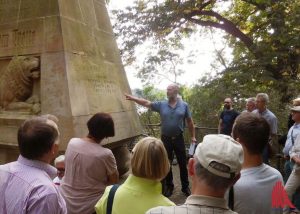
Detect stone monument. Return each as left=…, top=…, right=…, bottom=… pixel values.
left=0, top=0, right=141, bottom=174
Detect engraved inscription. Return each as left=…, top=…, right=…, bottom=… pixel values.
left=93, top=80, right=117, bottom=94
left=0, top=29, right=37, bottom=49
left=0, top=34, right=8, bottom=47
left=83, top=63, right=119, bottom=94
left=0, top=0, right=10, bottom=4
left=13, top=29, right=35, bottom=48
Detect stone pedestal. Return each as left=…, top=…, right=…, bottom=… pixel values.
left=0, top=0, right=141, bottom=173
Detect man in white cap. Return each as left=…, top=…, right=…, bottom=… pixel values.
left=146, top=134, right=243, bottom=214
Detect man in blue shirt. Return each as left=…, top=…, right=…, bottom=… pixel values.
left=252, top=93, right=278, bottom=164
left=125, top=84, right=196, bottom=197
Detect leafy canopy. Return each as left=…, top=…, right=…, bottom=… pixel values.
left=112, top=0, right=300, bottom=103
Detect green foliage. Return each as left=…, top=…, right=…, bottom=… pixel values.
left=112, top=0, right=300, bottom=135
left=135, top=41, right=187, bottom=84
left=112, top=0, right=300, bottom=104
left=133, top=86, right=165, bottom=136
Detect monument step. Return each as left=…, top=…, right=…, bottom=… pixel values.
left=0, top=113, right=31, bottom=146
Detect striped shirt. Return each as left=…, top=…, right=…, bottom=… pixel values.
left=0, top=155, right=67, bottom=214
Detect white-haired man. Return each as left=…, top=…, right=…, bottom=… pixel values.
left=146, top=134, right=244, bottom=214
left=53, top=155, right=65, bottom=186
left=252, top=93, right=278, bottom=164
left=243, top=97, right=256, bottom=112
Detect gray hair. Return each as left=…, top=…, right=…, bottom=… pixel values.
left=54, top=155, right=65, bottom=165
left=246, top=97, right=256, bottom=103
left=194, top=159, right=234, bottom=191
left=256, top=93, right=269, bottom=103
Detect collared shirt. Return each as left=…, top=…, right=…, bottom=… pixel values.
left=283, top=123, right=300, bottom=156
left=253, top=109, right=278, bottom=134
left=61, top=138, right=118, bottom=214
left=95, top=174, right=174, bottom=214
left=0, top=155, right=67, bottom=214
left=290, top=134, right=300, bottom=171
left=151, top=99, right=192, bottom=137
left=146, top=195, right=237, bottom=214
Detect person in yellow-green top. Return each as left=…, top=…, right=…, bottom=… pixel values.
left=95, top=137, right=175, bottom=214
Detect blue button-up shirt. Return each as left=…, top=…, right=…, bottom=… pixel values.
left=253, top=109, right=278, bottom=135
left=151, top=99, right=192, bottom=137
left=283, top=123, right=300, bottom=156
left=0, top=155, right=67, bottom=214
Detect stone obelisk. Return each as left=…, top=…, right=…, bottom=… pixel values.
left=0, top=0, right=141, bottom=173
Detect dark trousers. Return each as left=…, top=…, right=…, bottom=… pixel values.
left=161, top=134, right=189, bottom=190
left=262, top=144, right=269, bottom=164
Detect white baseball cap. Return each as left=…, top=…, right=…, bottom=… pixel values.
left=291, top=106, right=300, bottom=112
left=195, top=134, right=244, bottom=178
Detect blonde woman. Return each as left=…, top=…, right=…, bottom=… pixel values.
left=95, top=137, right=175, bottom=214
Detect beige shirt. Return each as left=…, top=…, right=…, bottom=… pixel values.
left=60, top=138, right=117, bottom=214
left=146, top=195, right=237, bottom=214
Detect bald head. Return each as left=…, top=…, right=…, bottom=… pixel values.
left=167, top=84, right=179, bottom=100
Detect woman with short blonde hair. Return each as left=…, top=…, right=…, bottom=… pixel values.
left=131, top=137, right=170, bottom=181
left=95, top=137, right=174, bottom=214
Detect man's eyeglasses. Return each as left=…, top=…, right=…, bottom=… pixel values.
left=57, top=168, right=65, bottom=172
left=291, top=111, right=300, bottom=114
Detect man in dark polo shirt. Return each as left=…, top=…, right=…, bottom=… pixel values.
left=218, top=97, right=239, bottom=136
left=125, top=84, right=196, bottom=197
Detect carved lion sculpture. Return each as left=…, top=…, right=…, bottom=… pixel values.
left=0, top=56, right=40, bottom=114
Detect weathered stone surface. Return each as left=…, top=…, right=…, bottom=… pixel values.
left=19, top=0, right=59, bottom=19
left=94, top=1, right=114, bottom=34
left=0, top=0, right=141, bottom=171
left=0, top=0, right=19, bottom=25
left=0, top=56, right=40, bottom=113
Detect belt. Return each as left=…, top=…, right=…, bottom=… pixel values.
left=162, top=133, right=182, bottom=140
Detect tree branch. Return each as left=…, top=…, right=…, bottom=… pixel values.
left=199, top=0, right=214, bottom=10
left=185, top=10, right=254, bottom=50
left=240, top=0, right=267, bottom=10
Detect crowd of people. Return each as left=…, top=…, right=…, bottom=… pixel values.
left=0, top=84, right=300, bottom=214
